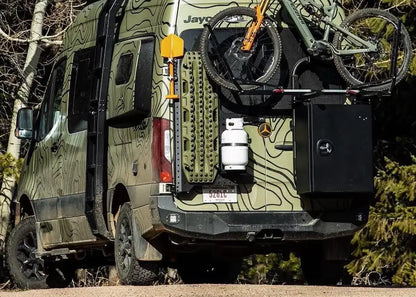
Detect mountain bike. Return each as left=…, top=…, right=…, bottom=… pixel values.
left=199, top=0, right=412, bottom=92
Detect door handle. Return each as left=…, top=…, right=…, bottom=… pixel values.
left=275, top=144, right=293, bottom=151
left=51, top=143, right=59, bottom=153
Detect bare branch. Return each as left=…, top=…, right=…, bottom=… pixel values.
left=0, top=26, right=63, bottom=45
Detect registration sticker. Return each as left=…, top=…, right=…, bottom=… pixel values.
left=203, top=186, right=237, bottom=203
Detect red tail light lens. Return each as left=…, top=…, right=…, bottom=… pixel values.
left=152, top=118, right=172, bottom=183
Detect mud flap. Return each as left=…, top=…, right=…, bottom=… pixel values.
left=132, top=215, right=162, bottom=261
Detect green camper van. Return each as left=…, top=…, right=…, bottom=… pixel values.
left=8, top=0, right=374, bottom=288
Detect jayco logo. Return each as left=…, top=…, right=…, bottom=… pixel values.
left=184, top=16, right=212, bottom=24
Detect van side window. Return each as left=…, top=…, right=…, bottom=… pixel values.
left=38, top=59, right=66, bottom=140
left=134, top=37, right=155, bottom=115
left=69, top=47, right=95, bottom=133
left=115, top=53, right=133, bottom=85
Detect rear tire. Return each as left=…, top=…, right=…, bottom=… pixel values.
left=302, top=257, right=350, bottom=285
left=114, top=203, right=159, bottom=285
left=178, top=256, right=242, bottom=284
left=300, top=240, right=352, bottom=285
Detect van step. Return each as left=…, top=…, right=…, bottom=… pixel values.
left=180, top=52, right=219, bottom=184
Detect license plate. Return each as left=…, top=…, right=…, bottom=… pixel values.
left=203, top=186, right=237, bottom=203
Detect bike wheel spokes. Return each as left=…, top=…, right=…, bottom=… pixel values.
left=207, top=15, right=255, bottom=83
left=207, top=17, right=276, bottom=88
left=334, top=9, right=411, bottom=91
left=200, top=7, right=281, bottom=91
left=353, top=17, right=401, bottom=82
left=251, top=28, right=277, bottom=77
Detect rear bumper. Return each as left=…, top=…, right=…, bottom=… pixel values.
left=150, top=195, right=367, bottom=242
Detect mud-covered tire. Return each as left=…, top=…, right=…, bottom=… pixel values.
left=200, top=7, right=281, bottom=91
left=178, top=256, right=242, bottom=284
left=7, top=216, right=73, bottom=289
left=333, top=8, right=412, bottom=91
left=301, top=257, right=351, bottom=285
left=300, top=239, right=352, bottom=285
left=114, top=203, right=159, bottom=285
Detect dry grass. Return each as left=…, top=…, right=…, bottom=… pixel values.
left=0, top=280, right=11, bottom=290
left=72, top=266, right=182, bottom=287
left=72, top=266, right=119, bottom=287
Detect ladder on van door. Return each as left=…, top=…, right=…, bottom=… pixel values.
left=85, top=0, right=127, bottom=238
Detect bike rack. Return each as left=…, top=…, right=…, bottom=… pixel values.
left=240, top=56, right=367, bottom=103
left=289, top=56, right=365, bottom=104
left=204, top=19, right=403, bottom=104
left=389, top=20, right=401, bottom=93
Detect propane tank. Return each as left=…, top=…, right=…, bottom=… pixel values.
left=221, top=118, right=248, bottom=171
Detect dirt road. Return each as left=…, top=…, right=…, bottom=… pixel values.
left=1, top=285, right=416, bottom=297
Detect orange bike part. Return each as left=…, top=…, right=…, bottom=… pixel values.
left=241, top=5, right=264, bottom=51
left=241, top=3, right=268, bottom=52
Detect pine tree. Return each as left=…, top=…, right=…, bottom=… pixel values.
left=347, top=157, right=416, bottom=286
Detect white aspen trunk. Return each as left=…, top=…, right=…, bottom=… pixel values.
left=0, top=0, right=48, bottom=248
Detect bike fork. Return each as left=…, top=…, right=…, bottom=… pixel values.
left=241, top=0, right=271, bottom=51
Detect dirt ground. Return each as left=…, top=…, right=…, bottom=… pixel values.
left=1, top=285, right=416, bottom=297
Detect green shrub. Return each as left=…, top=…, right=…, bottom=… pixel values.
left=347, top=157, right=416, bottom=286
left=0, top=153, right=22, bottom=181
left=238, top=253, right=303, bottom=284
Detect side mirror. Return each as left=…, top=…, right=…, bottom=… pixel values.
left=15, top=108, right=34, bottom=140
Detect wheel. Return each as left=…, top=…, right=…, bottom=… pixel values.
left=178, top=256, right=242, bottom=284
left=333, top=8, right=412, bottom=91
left=6, top=216, right=73, bottom=289
left=114, top=203, right=159, bottom=285
left=200, top=7, right=282, bottom=91
left=301, top=257, right=350, bottom=285
left=300, top=240, right=352, bottom=285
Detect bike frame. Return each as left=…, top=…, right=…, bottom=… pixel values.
left=283, top=0, right=377, bottom=54
left=244, top=0, right=377, bottom=55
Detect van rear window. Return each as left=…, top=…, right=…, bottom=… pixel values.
left=69, top=47, right=95, bottom=133
left=115, top=53, right=133, bottom=85
left=134, top=37, right=155, bottom=115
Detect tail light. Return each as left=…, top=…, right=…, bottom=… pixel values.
left=152, top=118, right=172, bottom=183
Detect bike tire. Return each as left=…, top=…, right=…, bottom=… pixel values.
left=200, top=7, right=281, bottom=91
left=333, top=8, right=412, bottom=92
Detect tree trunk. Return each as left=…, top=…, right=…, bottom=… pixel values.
left=0, top=0, right=48, bottom=252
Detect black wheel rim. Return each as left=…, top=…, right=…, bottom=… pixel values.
left=117, top=216, right=133, bottom=273
left=16, top=230, right=47, bottom=281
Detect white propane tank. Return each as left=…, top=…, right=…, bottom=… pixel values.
left=221, top=118, right=248, bottom=171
